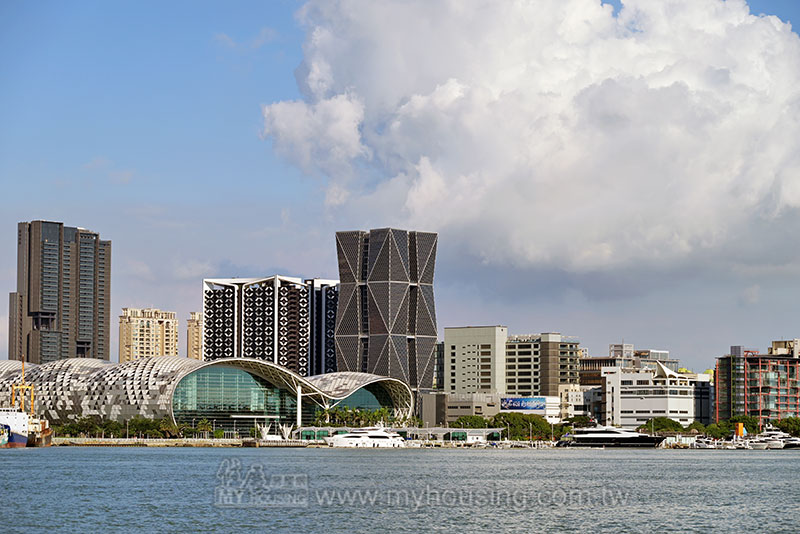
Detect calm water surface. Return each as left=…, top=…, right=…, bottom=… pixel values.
left=3, top=447, right=798, bottom=533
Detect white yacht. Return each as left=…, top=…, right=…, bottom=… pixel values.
left=328, top=427, right=406, bottom=448
left=556, top=426, right=665, bottom=448
left=751, top=425, right=792, bottom=449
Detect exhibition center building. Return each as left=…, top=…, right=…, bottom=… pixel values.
left=0, top=357, right=413, bottom=430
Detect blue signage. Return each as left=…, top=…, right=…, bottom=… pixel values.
left=500, top=397, right=547, bottom=412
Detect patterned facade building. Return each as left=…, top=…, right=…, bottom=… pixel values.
left=118, top=308, right=179, bottom=362
left=8, top=220, right=111, bottom=363
left=334, top=228, right=438, bottom=389
left=202, top=276, right=338, bottom=377
left=0, top=357, right=412, bottom=429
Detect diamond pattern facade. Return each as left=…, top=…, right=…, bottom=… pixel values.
left=0, top=357, right=413, bottom=425
left=334, top=228, right=438, bottom=388
left=203, top=276, right=338, bottom=377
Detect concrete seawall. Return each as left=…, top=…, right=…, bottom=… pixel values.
left=52, top=437, right=308, bottom=447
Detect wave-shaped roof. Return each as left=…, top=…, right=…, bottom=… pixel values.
left=0, top=356, right=413, bottom=424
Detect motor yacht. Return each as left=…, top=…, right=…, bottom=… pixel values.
left=556, top=425, right=665, bottom=448
left=328, top=427, right=406, bottom=448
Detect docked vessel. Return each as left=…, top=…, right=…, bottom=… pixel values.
left=0, top=408, right=30, bottom=448
left=327, top=427, right=406, bottom=448
left=556, top=426, right=665, bottom=448
left=0, top=424, right=8, bottom=446
left=1, top=358, right=52, bottom=448
left=27, top=416, right=52, bottom=447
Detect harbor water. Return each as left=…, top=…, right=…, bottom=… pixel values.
left=3, top=447, right=799, bottom=533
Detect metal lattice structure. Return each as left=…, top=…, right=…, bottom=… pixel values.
left=203, top=276, right=338, bottom=377
left=0, top=357, right=413, bottom=426
left=335, top=228, right=438, bottom=388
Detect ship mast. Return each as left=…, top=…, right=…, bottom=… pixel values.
left=11, top=356, right=34, bottom=417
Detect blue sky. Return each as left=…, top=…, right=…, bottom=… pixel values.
left=2, top=0, right=800, bottom=368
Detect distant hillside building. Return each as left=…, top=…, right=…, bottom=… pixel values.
left=202, top=276, right=338, bottom=377
left=119, top=308, right=178, bottom=362
left=8, top=220, right=111, bottom=363
left=186, top=312, right=203, bottom=360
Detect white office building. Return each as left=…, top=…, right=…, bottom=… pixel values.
left=602, top=362, right=712, bottom=428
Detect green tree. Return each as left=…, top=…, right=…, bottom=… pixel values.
left=159, top=418, right=179, bottom=438
left=491, top=413, right=554, bottom=440
left=636, top=417, right=684, bottom=433
left=729, top=415, right=760, bottom=435
left=772, top=417, right=800, bottom=437
left=451, top=415, right=489, bottom=429
left=564, top=416, right=592, bottom=428
left=704, top=423, right=727, bottom=439
left=685, top=421, right=706, bottom=433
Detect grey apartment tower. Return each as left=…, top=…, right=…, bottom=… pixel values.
left=334, top=228, right=438, bottom=389
left=9, top=221, right=111, bottom=363
left=202, top=276, right=338, bottom=376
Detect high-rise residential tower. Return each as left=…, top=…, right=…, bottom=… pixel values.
left=334, top=228, right=438, bottom=389
left=202, top=275, right=338, bottom=376
left=8, top=221, right=111, bottom=363
left=118, top=308, right=178, bottom=362
left=186, top=311, right=203, bottom=360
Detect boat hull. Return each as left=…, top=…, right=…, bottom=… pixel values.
left=27, top=428, right=52, bottom=448
left=1, top=431, right=29, bottom=448
left=558, top=436, right=665, bottom=448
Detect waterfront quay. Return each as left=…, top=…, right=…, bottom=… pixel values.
left=52, top=437, right=307, bottom=448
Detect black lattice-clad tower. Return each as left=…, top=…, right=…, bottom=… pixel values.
left=203, top=276, right=338, bottom=377
left=334, top=228, right=437, bottom=388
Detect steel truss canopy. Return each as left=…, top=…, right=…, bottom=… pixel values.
left=0, top=357, right=413, bottom=426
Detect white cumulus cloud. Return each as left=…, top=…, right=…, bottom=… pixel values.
left=263, top=0, right=800, bottom=272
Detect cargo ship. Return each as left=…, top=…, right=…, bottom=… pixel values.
left=0, top=358, right=51, bottom=448
left=0, top=408, right=30, bottom=448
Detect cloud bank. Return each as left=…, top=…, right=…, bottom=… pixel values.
left=263, top=0, right=800, bottom=274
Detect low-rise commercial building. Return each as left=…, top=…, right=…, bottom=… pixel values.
left=602, top=362, right=712, bottom=428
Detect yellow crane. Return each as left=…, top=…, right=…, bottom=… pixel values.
left=11, top=358, right=34, bottom=416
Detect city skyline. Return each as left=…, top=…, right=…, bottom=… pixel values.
left=3, top=0, right=800, bottom=369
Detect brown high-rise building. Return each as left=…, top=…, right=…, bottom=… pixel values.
left=8, top=221, right=111, bottom=363
left=186, top=311, right=203, bottom=360
left=118, top=308, right=178, bottom=362
left=537, top=333, right=580, bottom=396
